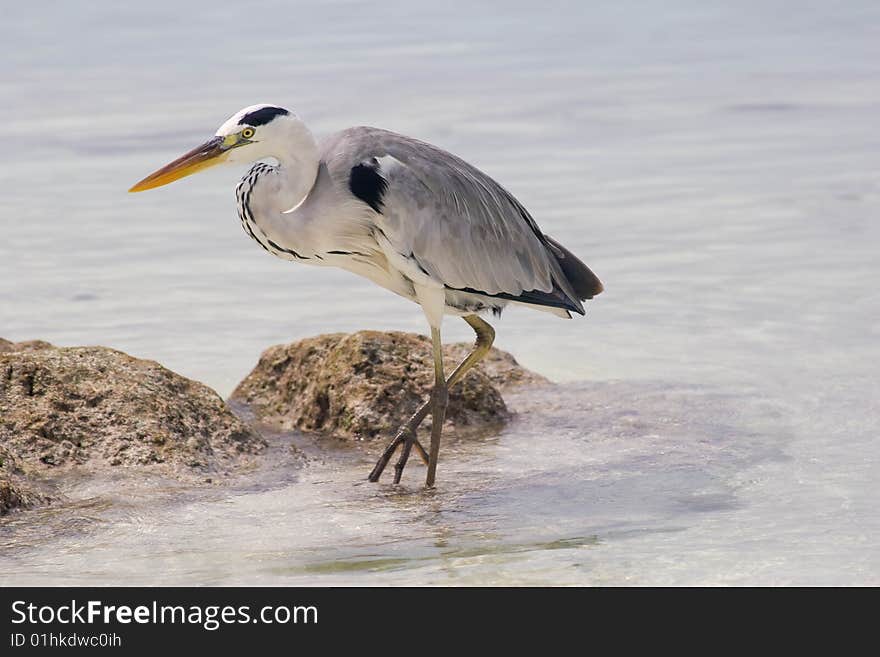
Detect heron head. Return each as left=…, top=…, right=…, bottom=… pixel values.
left=129, top=104, right=298, bottom=192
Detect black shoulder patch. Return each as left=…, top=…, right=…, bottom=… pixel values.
left=238, top=106, right=290, bottom=127
left=349, top=160, right=388, bottom=213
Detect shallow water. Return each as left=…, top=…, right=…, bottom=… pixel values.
left=1, top=1, right=879, bottom=585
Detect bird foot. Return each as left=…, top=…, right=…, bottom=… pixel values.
left=368, top=424, right=429, bottom=483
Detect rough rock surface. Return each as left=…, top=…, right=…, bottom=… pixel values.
left=0, top=446, right=48, bottom=515
left=0, top=341, right=266, bottom=514
left=230, top=331, right=547, bottom=441
left=444, top=342, right=549, bottom=390
left=0, top=339, right=53, bottom=354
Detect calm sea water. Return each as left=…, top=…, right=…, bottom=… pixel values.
left=1, top=1, right=878, bottom=584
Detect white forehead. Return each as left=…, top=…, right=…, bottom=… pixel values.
left=215, top=103, right=295, bottom=135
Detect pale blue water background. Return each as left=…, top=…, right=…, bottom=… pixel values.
left=0, top=1, right=878, bottom=584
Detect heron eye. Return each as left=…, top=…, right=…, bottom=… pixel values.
left=241, top=127, right=255, bottom=139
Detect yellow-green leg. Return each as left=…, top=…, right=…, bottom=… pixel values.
left=424, top=326, right=448, bottom=487
left=367, top=315, right=496, bottom=485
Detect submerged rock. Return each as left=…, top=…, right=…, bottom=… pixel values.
left=230, top=331, right=547, bottom=441
left=0, top=341, right=266, bottom=514
left=0, top=447, right=48, bottom=515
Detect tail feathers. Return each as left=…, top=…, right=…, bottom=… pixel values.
left=544, top=235, right=603, bottom=301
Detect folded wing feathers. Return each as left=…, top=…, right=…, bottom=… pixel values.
left=324, top=128, right=593, bottom=312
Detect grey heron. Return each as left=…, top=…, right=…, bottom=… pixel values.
left=130, top=104, right=603, bottom=487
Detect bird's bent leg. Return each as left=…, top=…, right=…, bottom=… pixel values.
left=452, top=315, right=496, bottom=387
left=425, top=326, right=448, bottom=487
left=391, top=316, right=495, bottom=483
left=368, top=315, right=496, bottom=483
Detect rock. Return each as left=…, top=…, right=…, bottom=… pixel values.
left=0, top=447, right=49, bottom=515
left=0, top=339, right=53, bottom=354
left=0, top=479, right=29, bottom=515
left=230, top=331, right=546, bottom=441
left=0, top=342, right=266, bottom=500
left=444, top=342, right=549, bottom=390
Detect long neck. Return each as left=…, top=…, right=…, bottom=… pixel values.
left=270, top=129, right=320, bottom=212
left=236, top=125, right=324, bottom=260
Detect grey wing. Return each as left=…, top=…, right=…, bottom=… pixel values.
left=322, top=127, right=600, bottom=314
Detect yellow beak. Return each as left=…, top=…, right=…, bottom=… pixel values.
left=129, top=136, right=228, bottom=192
